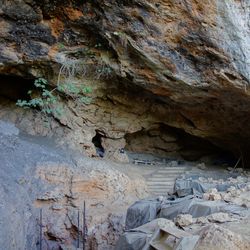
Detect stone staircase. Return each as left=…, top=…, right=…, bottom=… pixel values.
left=144, top=166, right=189, bottom=196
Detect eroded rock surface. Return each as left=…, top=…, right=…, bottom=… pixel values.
left=0, top=121, right=148, bottom=250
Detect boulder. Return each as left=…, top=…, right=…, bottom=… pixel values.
left=175, top=214, right=193, bottom=227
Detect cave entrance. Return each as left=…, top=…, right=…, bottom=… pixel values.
left=0, top=74, right=34, bottom=102
left=92, top=131, right=105, bottom=157
left=125, top=124, right=237, bottom=167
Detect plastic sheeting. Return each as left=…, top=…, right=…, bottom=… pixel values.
left=120, top=170, right=250, bottom=249
left=125, top=199, right=161, bottom=230
left=115, top=231, right=149, bottom=250
left=116, top=219, right=175, bottom=250
left=125, top=195, right=247, bottom=229
left=159, top=197, right=246, bottom=219
left=174, top=172, right=248, bottom=197
left=116, top=218, right=199, bottom=250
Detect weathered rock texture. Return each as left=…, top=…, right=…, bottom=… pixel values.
left=0, top=0, right=250, bottom=159
left=0, top=120, right=148, bottom=250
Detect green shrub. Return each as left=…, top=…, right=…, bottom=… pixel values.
left=16, top=77, right=92, bottom=117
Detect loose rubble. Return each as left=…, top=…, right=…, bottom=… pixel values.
left=175, top=214, right=193, bottom=227
left=117, top=167, right=250, bottom=250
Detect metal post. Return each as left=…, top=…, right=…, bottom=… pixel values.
left=77, top=209, right=80, bottom=249
left=40, top=209, right=42, bottom=250
left=83, top=201, right=86, bottom=250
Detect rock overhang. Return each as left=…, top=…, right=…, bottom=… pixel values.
left=0, top=0, right=249, bottom=161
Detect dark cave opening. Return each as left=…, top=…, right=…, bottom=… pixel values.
left=92, top=131, right=105, bottom=157
left=125, top=124, right=238, bottom=167
left=0, top=74, right=35, bottom=102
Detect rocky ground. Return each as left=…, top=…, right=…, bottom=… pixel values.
left=118, top=166, right=250, bottom=250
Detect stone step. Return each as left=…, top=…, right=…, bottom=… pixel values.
left=148, top=185, right=175, bottom=189
left=149, top=188, right=174, bottom=191
left=148, top=191, right=173, bottom=194
left=148, top=185, right=174, bottom=187
left=147, top=173, right=184, bottom=177
left=150, top=193, right=171, bottom=196
left=156, top=167, right=188, bottom=170
left=152, top=169, right=186, bottom=171
left=147, top=178, right=179, bottom=181
left=148, top=186, right=174, bottom=189
left=145, top=166, right=186, bottom=196
left=149, top=188, right=173, bottom=191
left=152, top=194, right=171, bottom=196
left=147, top=180, right=176, bottom=184
left=148, top=183, right=176, bottom=186
left=156, top=168, right=188, bottom=171
left=147, top=177, right=178, bottom=180
left=148, top=188, right=174, bottom=192
left=148, top=183, right=174, bottom=186
left=149, top=191, right=173, bottom=195
left=148, top=182, right=176, bottom=186
left=147, top=180, right=175, bottom=185
left=155, top=170, right=187, bottom=174
left=152, top=173, right=184, bottom=177
left=148, top=182, right=175, bottom=185
left=148, top=188, right=174, bottom=190
left=148, top=173, right=182, bottom=177
left=147, top=177, right=178, bottom=181
left=148, top=187, right=174, bottom=191
left=148, top=189, right=172, bottom=191
left=150, top=190, right=173, bottom=193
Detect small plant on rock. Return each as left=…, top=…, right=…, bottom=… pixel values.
left=16, top=77, right=92, bottom=117
left=57, top=82, right=92, bottom=104
left=16, top=78, right=63, bottom=116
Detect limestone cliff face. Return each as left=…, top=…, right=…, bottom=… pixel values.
left=0, top=0, right=250, bottom=157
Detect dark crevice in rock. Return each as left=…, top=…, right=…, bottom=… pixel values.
left=68, top=225, right=80, bottom=240
left=92, top=130, right=105, bottom=157
left=45, top=232, right=58, bottom=242
left=179, top=114, right=197, bottom=129
left=0, top=74, right=34, bottom=101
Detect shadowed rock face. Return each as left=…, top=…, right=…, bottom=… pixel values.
left=0, top=0, right=250, bottom=157
left=0, top=120, right=148, bottom=249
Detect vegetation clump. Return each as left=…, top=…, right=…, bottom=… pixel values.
left=16, top=44, right=115, bottom=118
left=16, top=77, right=92, bottom=117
